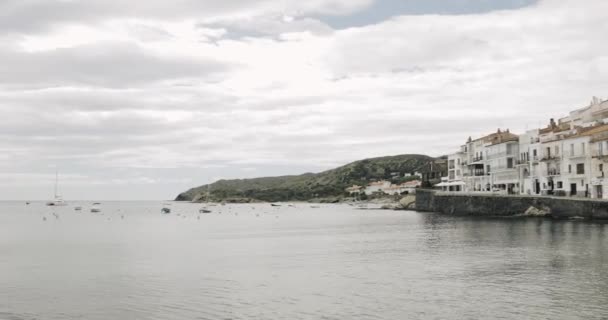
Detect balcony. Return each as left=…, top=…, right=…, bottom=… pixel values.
left=540, top=155, right=560, bottom=162
left=547, top=169, right=561, bottom=176
left=471, top=156, right=483, bottom=163
left=592, top=151, right=608, bottom=161
left=473, top=169, right=485, bottom=176
left=568, top=153, right=588, bottom=159
left=516, top=159, right=529, bottom=165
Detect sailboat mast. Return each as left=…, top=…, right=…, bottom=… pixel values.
left=54, top=171, right=58, bottom=198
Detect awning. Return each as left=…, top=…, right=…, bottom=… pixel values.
left=435, top=181, right=466, bottom=187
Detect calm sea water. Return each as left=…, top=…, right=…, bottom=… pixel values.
left=1, top=201, right=607, bottom=320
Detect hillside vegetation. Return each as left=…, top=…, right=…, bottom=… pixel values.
left=175, top=154, right=433, bottom=202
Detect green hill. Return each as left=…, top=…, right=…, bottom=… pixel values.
left=175, top=154, right=434, bottom=202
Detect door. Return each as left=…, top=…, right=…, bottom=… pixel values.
left=570, top=183, right=577, bottom=196
left=535, top=180, right=540, bottom=195
left=597, top=185, right=603, bottom=199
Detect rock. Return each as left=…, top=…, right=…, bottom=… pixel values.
left=524, top=206, right=551, bottom=217
left=399, top=195, right=416, bottom=210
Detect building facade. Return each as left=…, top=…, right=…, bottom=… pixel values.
left=445, top=96, right=608, bottom=199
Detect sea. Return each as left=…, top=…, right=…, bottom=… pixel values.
left=1, top=201, right=607, bottom=320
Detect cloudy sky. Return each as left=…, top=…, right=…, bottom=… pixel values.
left=1, top=0, right=607, bottom=200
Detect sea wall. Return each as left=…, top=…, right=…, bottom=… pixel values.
left=415, top=189, right=608, bottom=220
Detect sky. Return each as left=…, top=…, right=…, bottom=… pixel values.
left=1, top=0, right=607, bottom=200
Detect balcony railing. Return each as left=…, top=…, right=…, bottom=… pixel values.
left=541, top=155, right=560, bottom=162
left=473, top=170, right=485, bottom=176
left=547, top=169, right=561, bottom=176
left=592, top=151, right=608, bottom=161
left=472, top=156, right=483, bottom=163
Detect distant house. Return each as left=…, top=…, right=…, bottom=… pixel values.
left=345, top=185, right=363, bottom=195
left=364, top=180, right=392, bottom=195
left=416, top=159, right=448, bottom=188
left=399, top=180, right=422, bottom=194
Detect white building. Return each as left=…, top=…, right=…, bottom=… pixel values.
left=364, top=181, right=392, bottom=195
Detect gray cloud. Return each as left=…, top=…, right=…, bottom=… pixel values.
left=0, top=0, right=607, bottom=200
left=0, top=0, right=370, bottom=33
left=0, top=43, right=228, bottom=88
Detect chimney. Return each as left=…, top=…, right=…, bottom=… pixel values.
left=550, top=118, right=557, bottom=129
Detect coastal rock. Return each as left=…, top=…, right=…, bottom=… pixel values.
left=399, top=195, right=416, bottom=210
left=523, top=206, right=551, bottom=217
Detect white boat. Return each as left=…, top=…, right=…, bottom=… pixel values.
left=46, top=171, right=68, bottom=206
left=90, top=203, right=101, bottom=213
left=74, top=206, right=83, bottom=211
left=199, top=185, right=213, bottom=213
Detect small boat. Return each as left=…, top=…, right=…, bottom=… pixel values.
left=74, top=206, right=82, bottom=211
left=199, top=208, right=212, bottom=214
left=161, top=207, right=171, bottom=214
left=271, top=203, right=281, bottom=207
left=91, top=203, right=101, bottom=213
left=46, top=196, right=67, bottom=206
left=310, top=205, right=320, bottom=209
left=25, top=202, right=30, bottom=205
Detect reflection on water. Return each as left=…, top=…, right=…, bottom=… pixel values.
left=1, top=201, right=607, bottom=319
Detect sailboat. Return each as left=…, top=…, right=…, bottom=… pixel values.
left=199, top=184, right=213, bottom=214
left=46, top=171, right=67, bottom=206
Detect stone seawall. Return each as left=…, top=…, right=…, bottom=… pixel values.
left=415, top=189, right=608, bottom=220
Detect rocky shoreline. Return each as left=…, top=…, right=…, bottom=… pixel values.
left=191, top=194, right=417, bottom=211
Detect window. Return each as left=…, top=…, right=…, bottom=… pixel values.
left=557, top=181, right=563, bottom=189
left=582, top=143, right=586, bottom=155
left=601, top=164, right=604, bottom=172
left=571, top=144, right=575, bottom=156
left=569, top=165, right=572, bottom=173
left=555, top=146, right=560, bottom=156
left=577, top=163, right=585, bottom=175
left=486, top=165, right=491, bottom=174
left=599, top=143, right=604, bottom=156
left=507, top=158, right=514, bottom=169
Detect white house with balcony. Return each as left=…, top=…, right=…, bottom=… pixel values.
left=442, top=96, right=608, bottom=200
left=485, top=134, right=519, bottom=194
left=446, top=146, right=467, bottom=191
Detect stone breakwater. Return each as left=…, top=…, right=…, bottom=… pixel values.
left=416, top=189, right=608, bottom=220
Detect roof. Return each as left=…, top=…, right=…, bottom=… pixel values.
left=346, top=185, right=363, bottom=191
left=401, top=180, right=422, bottom=187
left=368, top=181, right=390, bottom=186
left=472, top=129, right=519, bottom=146
left=539, top=124, right=571, bottom=134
